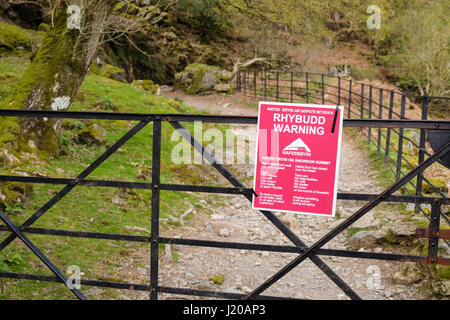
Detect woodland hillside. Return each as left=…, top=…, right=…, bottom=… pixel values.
left=0, top=0, right=448, bottom=300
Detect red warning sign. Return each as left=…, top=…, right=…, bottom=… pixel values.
left=252, top=102, right=344, bottom=217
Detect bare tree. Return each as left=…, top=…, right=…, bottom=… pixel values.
left=390, top=5, right=449, bottom=98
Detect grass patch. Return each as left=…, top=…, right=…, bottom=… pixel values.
left=0, top=55, right=226, bottom=299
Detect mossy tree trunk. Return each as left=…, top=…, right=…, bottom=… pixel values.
left=0, top=0, right=117, bottom=208
left=3, top=0, right=116, bottom=153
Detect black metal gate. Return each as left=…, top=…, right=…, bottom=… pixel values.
left=0, top=108, right=449, bottom=300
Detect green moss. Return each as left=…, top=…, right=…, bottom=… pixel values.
left=401, top=155, right=418, bottom=169
left=113, top=2, right=141, bottom=15
left=349, top=227, right=377, bottom=237
left=423, top=177, right=448, bottom=194
left=175, top=63, right=221, bottom=95
left=39, top=120, right=60, bottom=156
left=89, top=61, right=102, bottom=76
left=184, top=63, right=220, bottom=74
left=0, top=22, right=33, bottom=52
left=436, top=265, right=450, bottom=280
left=76, top=124, right=107, bottom=145
left=0, top=117, right=21, bottom=147
left=0, top=182, right=33, bottom=211
left=0, top=72, right=18, bottom=81
left=384, top=229, right=399, bottom=244
left=209, top=275, right=225, bottom=285
left=1, top=13, right=75, bottom=112
left=113, top=2, right=126, bottom=13
left=99, top=64, right=127, bottom=83
left=132, top=80, right=159, bottom=94
left=37, top=23, right=50, bottom=33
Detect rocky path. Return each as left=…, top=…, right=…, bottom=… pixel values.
left=118, top=88, right=426, bottom=300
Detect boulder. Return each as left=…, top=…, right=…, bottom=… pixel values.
left=76, top=124, right=107, bottom=145
left=432, top=280, right=450, bottom=297
left=328, top=65, right=352, bottom=77
left=90, top=62, right=127, bottom=83
left=174, top=63, right=235, bottom=95
left=323, top=36, right=334, bottom=49
left=214, top=83, right=234, bottom=93
left=352, top=211, right=380, bottom=229
left=132, top=80, right=160, bottom=94
left=347, top=230, right=384, bottom=250
left=422, top=177, right=448, bottom=194
left=0, top=22, right=33, bottom=52
left=388, top=222, right=416, bottom=237
left=348, top=230, right=384, bottom=242
left=393, top=263, right=423, bottom=285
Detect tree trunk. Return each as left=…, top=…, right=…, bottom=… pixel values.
left=0, top=0, right=117, bottom=208
left=2, top=0, right=115, bottom=153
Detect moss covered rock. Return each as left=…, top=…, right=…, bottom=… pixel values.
left=174, top=63, right=234, bottom=95
left=0, top=22, right=33, bottom=52
left=209, top=275, right=225, bottom=285
left=90, top=63, right=127, bottom=83
left=132, top=80, right=160, bottom=95
left=76, top=124, right=107, bottom=145
left=422, top=177, right=448, bottom=194
left=136, top=165, right=152, bottom=180
left=0, top=181, right=33, bottom=211
left=401, top=155, right=418, bottom=170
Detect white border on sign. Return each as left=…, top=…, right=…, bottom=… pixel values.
left=251, top=101, right=344, bottom=218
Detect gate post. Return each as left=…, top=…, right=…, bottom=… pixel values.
left=347, top=79, right=352, bottom=118
left=377, top=88, right=383, bottom=154
left=254, top=70, right=257, bottom=98
left=368, top=85, right=373, bottom=144
left=290, top=72, right=294, bottom=103
left=396, top=93, right=406, bottom=180
left=337, top=76, right=341, bottom=107
left=236, top=71, right=240, bottom=92
left=243, top=71, right=247, bottom=96
left=415, top=94, right=429, bottom=214
left=360, top=83, right=365, bottom=120
left=306, top=72, right=309, bottom=104
left=428, top=199, right=442, bottom=264
left=276, top=71, right=279, bottom=102
left=150, top=118, right=162, bottom=300
left=322, top=74, right=325, bottom=105
left=385, top=90, right=395, bottom=161
left=264, top=71, right=267, bottom=100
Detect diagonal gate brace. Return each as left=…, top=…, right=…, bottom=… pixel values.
left=0, top=210, right=85, bottom=299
